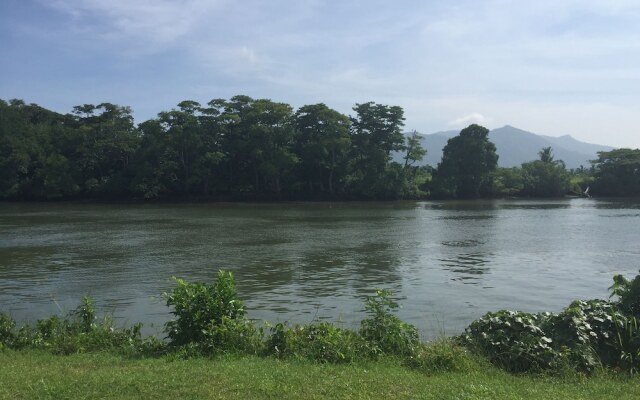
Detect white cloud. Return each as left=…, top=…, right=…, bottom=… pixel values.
left=43, top=0, right=226, bottom=51
left=448, top=113, right=489, bottom=127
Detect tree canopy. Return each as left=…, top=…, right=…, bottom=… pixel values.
left=1, top=98, right=637, bottom=201
left=520, top=147, right=571, bottom=197
left=431, top=124, right=498, bottom=198
left=0, top=97, right=427, bottom=201
left=591, top=149, right=640, bottom=196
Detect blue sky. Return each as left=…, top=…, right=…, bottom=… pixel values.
left=1, top=0, right=639, bottom=148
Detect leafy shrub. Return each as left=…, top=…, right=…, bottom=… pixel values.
left=405, top=339, right=486, bottom=374
left=6, top=298, right=153, bottom=355
left=544, top=299, right=625, bottom=371
left=610, top=272, right=640, bottom=318
left=615, top=316, right=640, bottom=374
left=461, top=310, right=560, bottom=372
left=359, top=289, right=419, bottom=356
left=163, top=270, right=263, bottom=355
left=164, top=271, right=245, bottom=346
left=0, top=313, right=16, bottom=349
left=201, top=316, right=264, bottom=355
left=608, top=272, right=640, bottom=373
left=265, top=322, right=370, bottom=363
left=462, top=274, right=640, bottom=374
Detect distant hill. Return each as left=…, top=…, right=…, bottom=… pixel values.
left=403, top=126, right=615, bottom=169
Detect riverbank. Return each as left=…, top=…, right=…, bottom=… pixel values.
left=1, top=350, right=638, bottom=399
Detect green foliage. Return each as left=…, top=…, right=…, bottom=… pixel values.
left=520, top=147, right=570, bottom=197
left=491, top=167, right=524, bottom=197
left=405, top=339, right=486, bottom=374
left=360, top=289, right=419, bottom=356
left=5, top=271, right=640, bottom=376
left=462, top=310, right=560, bottom=372
left=3, top=298, right=154, bottom=355
left=544, top=300, right=623, bottom=371
left=432, top=124, right=498, bottom=198
left=201, top=316, right=264, bottom=355
left=346, top=102, right=407, bottom=199
left=294, top=103, right=351, bottom=196
left=608, top=272, right=640, bottom=373
left=610, top=272, right=640, bottom=318
left=164, top=270, right=246, bottom=347
left=591, top=148, right=640, bottom=197
left=616, top=316, right=640, bottom=374
left=265, top=322, right=370, bottom=363
left=463, top=273, right=640, bottom=374
left=0, top=313, right=16, bottom=349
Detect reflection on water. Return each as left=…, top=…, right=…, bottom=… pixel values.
left=440, top=252, right=491, bottom=284
left=1, top=199, right=639, bottom=338
left=442, top=240, right=483, bottom=248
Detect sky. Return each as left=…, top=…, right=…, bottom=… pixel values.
left=1, top=0, right=639, bottom=148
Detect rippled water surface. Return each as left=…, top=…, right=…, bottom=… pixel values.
left=1, top=199, right=639, bottom=337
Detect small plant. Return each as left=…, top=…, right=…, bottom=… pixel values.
left=74, top=296, right=97, bottom=333
left=164, top=270, right=247, bottom=347
left=405, top=339, right=485, bottom=374
left=201, top=316, right=264, bottom=355
left=5, top=298, right=152, bottom=355
left=0, top=313, right=16, bottom=349
left=265, top=322, right=370, bottom=363
left=610, top=271, right=640, bottom=318
left=613, top=315, right=640, bottom=374
left=359, top=289, right=419, bottom=356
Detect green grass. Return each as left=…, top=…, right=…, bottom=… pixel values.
left=1, top=350, right=639, bottom=399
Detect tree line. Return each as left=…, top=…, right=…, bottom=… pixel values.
left=1, top=97, right=638, bottom=200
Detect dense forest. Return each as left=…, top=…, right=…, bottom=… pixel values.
left=1, top=97, right=639, bottom=201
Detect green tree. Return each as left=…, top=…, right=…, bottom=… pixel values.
left=348, top=102, right=406, bottom=198
left=520, top=147, right=570, bottom=197
left=0, top=100, right=80, bottom=199
left=70, top=102, right=139, bottom=196
left=399, top=131, right=429, bottom=198
left=491, top=167, right=524, bottom=197
left=294, top=103, right=351, bottom=195
left=591, top=148, right=640, bottom=196
left=246, top=99, right=298, bottom=195
left=216, top=96, right=297, bottom=196
left=432, top=124, right=498, bottom=198
left=402, top=131, right=427, bottom=171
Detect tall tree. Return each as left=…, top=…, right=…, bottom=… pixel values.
left=402, top=131, right=427, bottom=171
left=70, top=102, right=139, bottom=196
left=294, top=103, right=351, bottom=195
left=432, top=124, right=498, bottom=198
left=591, top=148, right=640, bottom=196
left=348, top=102, right=406, bottom=198
left=520, top=147, right=570, bottom=197
left=0, top=100, right=79, bottom=199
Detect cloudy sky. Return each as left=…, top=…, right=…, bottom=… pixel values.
left=1, top=0, right=639, bottom=148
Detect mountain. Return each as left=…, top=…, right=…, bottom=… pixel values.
left=404, top=125, right=615, bottom=169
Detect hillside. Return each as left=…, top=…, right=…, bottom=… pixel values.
left=409, top=126, right=614, bottom=169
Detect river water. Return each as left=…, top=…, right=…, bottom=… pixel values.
left=1, top=199, right=639, bottom=338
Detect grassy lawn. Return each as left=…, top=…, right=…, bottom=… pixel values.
left=1, top=351, right=639, bottom=399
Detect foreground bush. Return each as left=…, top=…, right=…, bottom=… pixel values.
left=462, top=272, right=640, bottom=374
left=163, top=270, right=264, bottom=354
left=405, top=339, right=486, bottom=374
left=461, top=310, right=559, bottom=372
left=265, top=322, right=371, bottom=363
left=0, top=297, right=162, bottom=355
left=3, top=269, right=640, bottom=375
left=359, top=289, right=419, bottom=356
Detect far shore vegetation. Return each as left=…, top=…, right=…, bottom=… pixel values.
left=2, top=97, right=639, bottom=202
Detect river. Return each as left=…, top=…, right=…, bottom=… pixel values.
left=1, top=199, right=639, bottom=338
